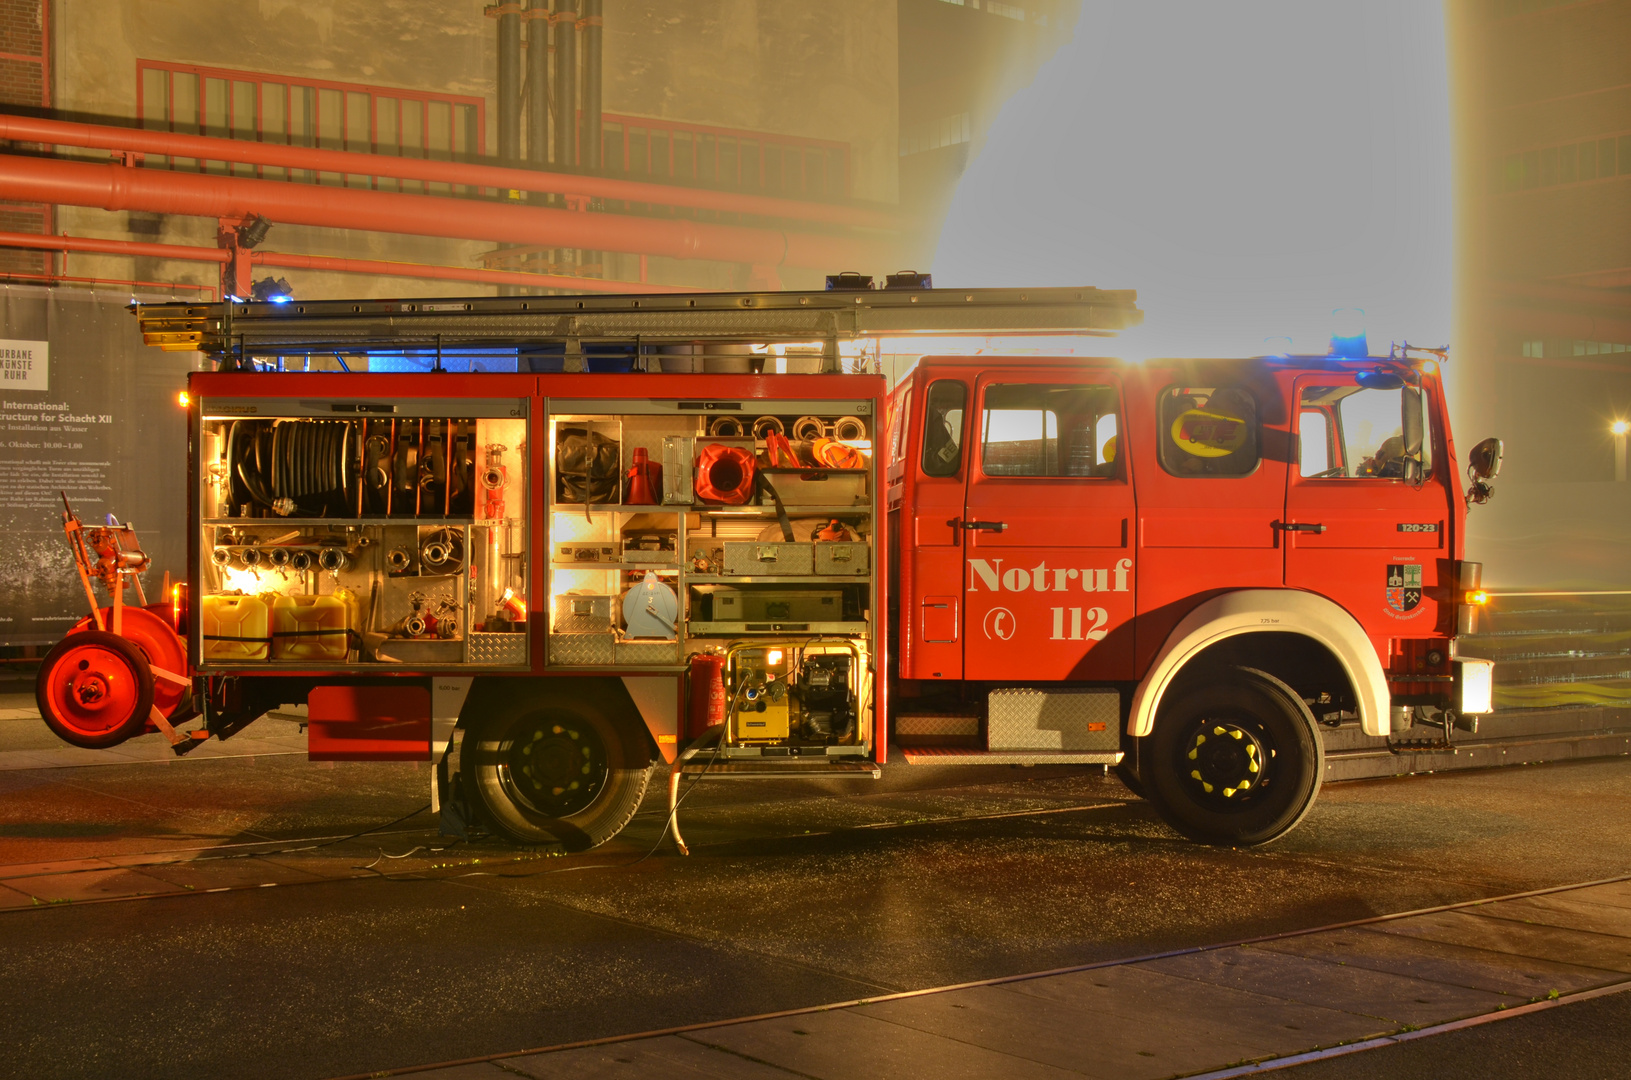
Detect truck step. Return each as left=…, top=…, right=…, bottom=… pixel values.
left=900, top=748, right=1122, bottom=766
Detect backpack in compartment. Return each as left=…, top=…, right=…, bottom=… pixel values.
left=556, top=428, right=621, bottom=504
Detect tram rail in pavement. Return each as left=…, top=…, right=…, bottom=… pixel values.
left=332, top=873, right=1631, bottom=1080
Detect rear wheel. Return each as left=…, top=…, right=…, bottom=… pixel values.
left=1144, top=666, right=1322, bottom=846
left=462, top=701, right=651, bottom=850
left=36, top=630, right=155, bottom=749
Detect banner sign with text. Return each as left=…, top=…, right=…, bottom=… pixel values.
left=0, top=286, right=200, bottom=646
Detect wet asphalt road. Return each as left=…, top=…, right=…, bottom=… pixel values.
left=3, top=694, right=1631, bottom=1080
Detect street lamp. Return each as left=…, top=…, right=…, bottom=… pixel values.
left=1613, top=420, right=1629, bottom=482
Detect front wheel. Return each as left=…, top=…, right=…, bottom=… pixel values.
left=462, top=702, right=651, bottom=850
left=1144, top=667, right=1323, bottom=846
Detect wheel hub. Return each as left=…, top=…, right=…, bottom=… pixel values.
left=1184, top=722, right=1265, bottom=800
left=71, top=672, right=110, bottom=708
left=501, top=716, right=608, bottom=818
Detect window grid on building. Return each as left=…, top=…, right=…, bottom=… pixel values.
left=596, top=113, right=850, bottom=201
left=900, top=112, right=973, bottom=157
left=1494, top=131, right=1631, bottom=193
left=1575, top=340, right=1630, bottom=356
left=135, top=60, right=486, bottom=194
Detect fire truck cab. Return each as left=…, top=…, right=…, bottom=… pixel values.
left=34, top=284, right=1497, bottom=855
left=888, top=350, right=1495, bottom=845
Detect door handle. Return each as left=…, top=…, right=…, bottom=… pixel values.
left=960, top=519, right=1007, bottom=532
left=1274, top=521, right=1326, bottom=534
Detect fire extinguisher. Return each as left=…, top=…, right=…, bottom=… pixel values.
left=687, top=653, right=726, bottom=738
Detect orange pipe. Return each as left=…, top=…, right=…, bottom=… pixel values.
left=0, top=113, right=899, bottom=231
left=0, top=154, right=883, bottom=270
left=0, top=229, right=691, bottom=293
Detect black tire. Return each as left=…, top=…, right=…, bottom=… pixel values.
left=35, top=630, right=155, bottom=749
left=1115, top=727, right=1147, bottom=798
left=461, top=700, right=651, bottom=850
left=1144, top=666, right=1323, bottom=846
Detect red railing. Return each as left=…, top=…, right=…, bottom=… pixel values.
left=135, top=60, right=486, bottom=193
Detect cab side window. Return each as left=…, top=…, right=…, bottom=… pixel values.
left=920, top=380, right=967, bottom=477
left=980, top=383, right=1121, bottom=478
left=1158, top=386, right=1259, bottom=477
left=1298, top=386, right=1433, bottom=479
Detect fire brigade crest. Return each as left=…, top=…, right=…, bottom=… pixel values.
left=1386, top=563, right=1422, bottom=614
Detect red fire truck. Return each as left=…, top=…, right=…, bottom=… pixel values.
left=34, top=282, right=1501, bottom=851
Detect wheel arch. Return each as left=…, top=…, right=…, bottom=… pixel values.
left=459, top=675, right=658, bottom=767
left=1129, top=589, right=1388, bottom=738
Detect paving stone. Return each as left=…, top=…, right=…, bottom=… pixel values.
left=685, top=1008, right=1082, bottom=1080
left=131, top=856, right=331, bottom=892
left=388, top=1065, right=515, bottom=1079
left=1537, top=879, right=1631, bottom=913
left=859, top=979, right=1283, bottom=1080
left=1472, top=894, right=1631, bottom=940
left=5, top=866, right=185, bottom=903
left=506, top=1035, right=805, bottom=1079
left=1141, top=943, right=1516, bottom=1025
left=1258, top=926, right=1619, bottom=998
left=1371, top=909, right=1631, bottom=974
left=1002, top=963, right=1388, bottom=1062
left=0, top=882, right=38, bottom=909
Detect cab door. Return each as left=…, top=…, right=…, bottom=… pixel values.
left=900, top=372, right=973, bottom=682
left=961, top=371, right=1135, bottom=681
left=1284, top=374, right=1452, bottom=648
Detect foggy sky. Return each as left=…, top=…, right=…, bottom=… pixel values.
left=933, top=0, right=1453, bottom=360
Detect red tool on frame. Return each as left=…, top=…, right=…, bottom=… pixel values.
left=34, top=493, right=203, bottom=754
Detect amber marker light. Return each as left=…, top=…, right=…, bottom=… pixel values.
left=177, top=390, right=190, bottom=408
left=1466, top=590, right=1489, bottom=606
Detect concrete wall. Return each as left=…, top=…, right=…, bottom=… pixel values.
left=604, top=1, right=898, bottom=206
left=42, top=0, right=900, bottom=298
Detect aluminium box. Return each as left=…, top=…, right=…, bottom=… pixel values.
left=661, top=436, right=694, bottom=505
left=723, top=541, right=815, bottom=576
left=813, top=541, right=869, bottom=575
left=552, top=594, right=614, bottom=634
left=987, top=688, right=1119, bottom=751
left=555, top=542, right=620, bottom=565
left=548, top=631, right=616, bottom=665
left=757, top=468, right=868, bottom=507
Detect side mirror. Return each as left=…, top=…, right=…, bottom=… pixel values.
left=1465, top=436, right=1503, bottom=509
left=1401, top=389, right=1424, bottom=482
left=1468, top=437, right=1503, bottom=481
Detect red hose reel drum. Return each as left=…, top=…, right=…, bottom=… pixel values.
left=695, top=443, right=756, bottom=504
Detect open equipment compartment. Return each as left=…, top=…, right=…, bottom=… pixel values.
left=195, top=397, right=530, bottom=671
left=545, top=396, right=879, bottom=758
